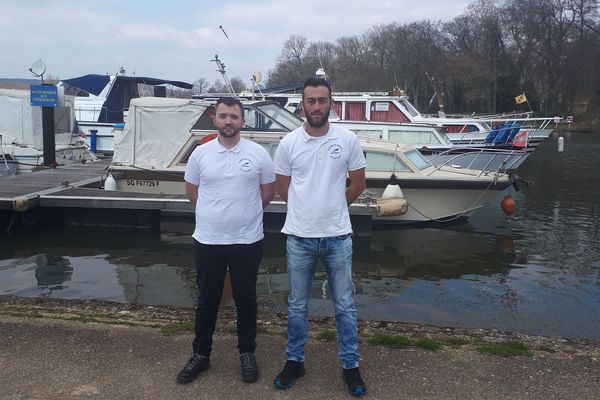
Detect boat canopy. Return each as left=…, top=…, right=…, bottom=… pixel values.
left=113, top=97, right=206, bottom=168
left=0, top=89, right=75, bottom=150
left=61, top=74, right=193, bottom=124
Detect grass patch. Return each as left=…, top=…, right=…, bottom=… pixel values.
left=256, top=325, right=269, bottom=334
left=367, top=334, right=412, bottom=349
left=537, top=346, right=557, bottom=353
left=218, top=324, right=238, bottom=334
left=445, top=338, right=471, bottom=347
left=316, top=329, right=336, bottom=342
left=90, top=312, right=113, bottom=319
left=477, top=341, right=532, bottom=357
left=160, top=321, right=194, bottom=335
left=414, top=338, right=442, bottom=351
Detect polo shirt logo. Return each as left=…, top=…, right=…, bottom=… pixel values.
left=328, top=144, right=342, bottom=159
left=239, top=158, right=253, bottom=172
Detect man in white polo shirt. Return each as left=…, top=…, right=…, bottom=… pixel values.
left=273, top=78, right=367, bottom=396
left=178, top=97, right=275, bottom=385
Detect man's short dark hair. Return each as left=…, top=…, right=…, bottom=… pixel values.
left=216, top=97, right=244, bottom=116
left=303, top=78, right=332, bottom=97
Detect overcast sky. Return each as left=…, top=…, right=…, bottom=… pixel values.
left=1, top=0, right=473, bottom=85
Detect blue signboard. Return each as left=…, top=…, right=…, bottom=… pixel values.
left=30, top=85, right=58, bottom=107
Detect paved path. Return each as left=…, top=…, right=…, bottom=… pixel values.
left=1, top=314, right=599, bottom=400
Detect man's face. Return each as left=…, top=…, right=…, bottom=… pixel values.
left=213, top=103, right=245, bottom=138
left=302, top=85, right=331, bottom=128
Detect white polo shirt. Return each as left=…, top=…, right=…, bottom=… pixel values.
left=274, top=124, right=366, bottom=237
left=184, top=137, right=275, bottom=244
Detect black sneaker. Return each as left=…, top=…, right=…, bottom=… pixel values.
left=240, top=352, right=259, bottom=383
left=342, top=367, right=366, bottom=396
left=273, top=360, right=305, bottom=389
left=176, top=353, right=210, bottom=384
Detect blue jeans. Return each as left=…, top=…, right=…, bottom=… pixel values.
left=285, top=234, right=360, bottom=369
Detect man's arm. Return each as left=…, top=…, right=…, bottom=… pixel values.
left=346, top=168, right=366, bottom=205
left=185, top=182, right=199, bottom=205
left=261, top=182, right=275, bottom=208
left=275, top=174, right=291, bottom=203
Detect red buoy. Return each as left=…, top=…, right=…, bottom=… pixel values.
left=501, top=195, right=517, bottom=215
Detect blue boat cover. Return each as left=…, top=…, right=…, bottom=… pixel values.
left=494, top=123, right=513, bottom=143
left=61, top=74, right=193, bottom=123
left=62, top=74, right=192, bottom=95
left=62, top=74, right=111, bottom=96
left=485, top=122, right=505, bottom=143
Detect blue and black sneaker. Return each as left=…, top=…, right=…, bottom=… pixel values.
left=342, top=367, right=366, bottom=396
left=273, top=360, right=305, bottom=389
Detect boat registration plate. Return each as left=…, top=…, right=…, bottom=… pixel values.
left=126, top=179, right=160, bottom=187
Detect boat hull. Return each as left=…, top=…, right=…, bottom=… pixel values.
left=108, top=167, right=511, bottom=224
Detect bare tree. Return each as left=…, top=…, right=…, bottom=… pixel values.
left=230, top=76, right=247, bottom=93
left=192, top=78, right=209, bottom=96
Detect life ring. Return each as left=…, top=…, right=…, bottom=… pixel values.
left=198, top=133, right=218, bottom=146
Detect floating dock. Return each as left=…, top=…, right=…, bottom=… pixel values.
left=0, top=160, right=374, bottom=231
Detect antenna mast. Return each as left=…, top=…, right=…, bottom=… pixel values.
left=210, top=54, right=235, bottom=94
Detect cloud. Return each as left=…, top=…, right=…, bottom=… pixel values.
left=1, top=0, right=471, bottom=82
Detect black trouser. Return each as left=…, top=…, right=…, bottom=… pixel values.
left=192, top=240, right=262, bottom=356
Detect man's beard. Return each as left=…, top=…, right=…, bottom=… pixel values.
left=218, top=126, right=240, bottom=138
left=305, top=108, right=330, bottom=128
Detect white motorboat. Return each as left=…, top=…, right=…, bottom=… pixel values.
left=334, top=120, right=529, bottom=172
left=0, top=89, right=96, bottom=175
left=107, top=97, right=514, bottom=225
left=57, top=73, right=193, bottom=155
left=243, top=87, right=558, bottom=149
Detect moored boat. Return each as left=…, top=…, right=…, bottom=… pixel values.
left=107, top=97, right=514, bottom=225
left=0, top=89, right=96, bottom=174
left=58, top=73, right=193, bottom=155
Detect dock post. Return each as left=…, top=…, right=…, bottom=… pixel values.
left=41, top=82, right=56, bottom=166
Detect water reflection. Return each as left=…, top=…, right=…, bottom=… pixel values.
left=34, top=254, right=73, bottom=294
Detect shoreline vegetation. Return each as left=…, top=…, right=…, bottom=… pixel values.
left=2, top=295, right=598, bottom=358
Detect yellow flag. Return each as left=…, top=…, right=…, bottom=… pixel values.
left=515, top=93, right=527, bottom=104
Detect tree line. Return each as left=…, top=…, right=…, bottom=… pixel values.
left=266, top=0, right=600, bottom=124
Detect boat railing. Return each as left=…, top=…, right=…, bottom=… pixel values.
left=452, top=114, right=559, bottom=144
left=426, top=147, right=528, bottom=177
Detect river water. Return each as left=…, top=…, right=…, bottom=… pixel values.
left=1, top=132, right=599, bottom=339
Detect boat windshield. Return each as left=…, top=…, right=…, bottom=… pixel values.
left=405, top=150, right=432, bottom=170
left=399, top=100, right=420, bottom=117
left=364, top=151, right=411, bottom=172
left=254, top=102, right=303, bottom=131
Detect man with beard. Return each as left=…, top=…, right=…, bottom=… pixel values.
left=178, top=97, right=275, bottom=385
left=273, top=78, right=367, bottom=396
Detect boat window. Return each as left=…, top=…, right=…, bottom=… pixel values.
left=399, top=100, right=419, bottom=117
left=351, top=129, right=382, bottom=139
left=61, top=83, right=90, bottom=97
left=405, top=150, right=431, bottom=170
left=259, top=142, right=278, bottom=159
left=254, top=103, right=303, bottom=131
left=389, top=130, right=442, bottom=145
left=178, top=140, right=206, bottom=165
left=365, top=152, right=410, bottom=171
left=329, top=107, right=340, bottom=120
left=437, top=130, right=454, bottom=146
left=192, top=107, right=216, bottom=130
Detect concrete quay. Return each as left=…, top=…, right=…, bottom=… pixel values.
left=1, top=296, right=599, bottom=400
